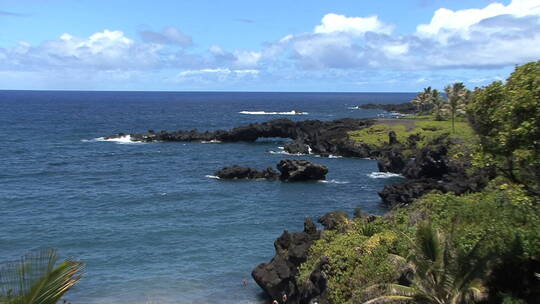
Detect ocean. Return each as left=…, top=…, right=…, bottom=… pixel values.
left=0, top=91, right=414, bottom=304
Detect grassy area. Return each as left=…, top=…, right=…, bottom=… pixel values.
left=348, top=119, right=476, bottom=148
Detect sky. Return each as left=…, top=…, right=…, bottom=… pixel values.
left=0, top=0, right=539, bottom=92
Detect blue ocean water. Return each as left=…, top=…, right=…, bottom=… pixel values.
left=0, top=91, right=414, bottom=304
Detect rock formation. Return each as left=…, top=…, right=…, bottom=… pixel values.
left=214, top=160, right=328, bottom=182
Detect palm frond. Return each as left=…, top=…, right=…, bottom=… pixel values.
left=0, top=249, right=84, bottom=304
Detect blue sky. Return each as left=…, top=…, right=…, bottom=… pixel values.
left=1, top=0, right=539, bottom=91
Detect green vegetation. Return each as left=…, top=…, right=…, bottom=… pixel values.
left=361, top=223, right=489, bottom=304
left=296, top=183, right=540, bottom=304
left=468, top=61, right=540, bottom=195
left=299, top=61, right=540, bottom=304
left=0, top=249, right=83, bottom=304
left=348, top=120, right=475, bottom=157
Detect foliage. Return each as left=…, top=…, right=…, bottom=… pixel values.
left=412, top=87, right=435, bottom=113
left=444, top=83, right=471, bottom=133
left=297, top=220, right=410, bottom=304
left=296, top=183, right=540, bottom=304
left=467, top=61, right=540, bottom=195
left=0, top=249, right=83, bottom=304
left=359, top=222, right=489, bottom=304
left=348, top=120, right=475, bottom=153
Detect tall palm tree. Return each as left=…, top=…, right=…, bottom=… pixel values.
left=430, top=89, right=445, bottom=121
left=444, top=83, right=469, bottom=133
left=360, top=223, right=489, bottom=304
left=412, top=87, right=434, bottom=114
left=0, top=249, right=84, bottom=304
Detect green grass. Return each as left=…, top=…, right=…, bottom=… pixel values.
left=348, top=119, right=476, bottom=148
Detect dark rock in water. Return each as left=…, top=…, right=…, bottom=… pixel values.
left=252, top=218, right=322, bottom=304
left=105, top=118, right=374, bottom=158
left=214, top=165, right=279, bottom=180
left=379, top=178, right=444, bottom=208
left=214, top=160, right=327, bottom=182
left=277, top=160, right=328, bottom=181
left=377, top=148, right=407, bottom=174
left=359, top=102, right=416, bottom=114
left=403, top=145, right=449, bottom=179
left=318, top=211, right=349, bottom=231
left=284, top=140, right=311, bottom=155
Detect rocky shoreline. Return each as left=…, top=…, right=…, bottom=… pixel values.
left=105, top=117, right=491, bottom=303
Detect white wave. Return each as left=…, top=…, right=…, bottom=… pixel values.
left=268, top=150, right=304, bottom=156
left=328, top=154, right=343, bottom=158
left=278, top=146, right=284, bottom=150
left=91, top=135, right=143, bottom=144
left=347, top=106, right=360, bottom=109
left=239, top=110, right=308, bottom=115
left=201, top=140, right=222, bottom=143
left=205, top=175, right=221, bottom=179
left=368, top=172, right=404, bottom=179
left=319, top=179, right=350, bottom=184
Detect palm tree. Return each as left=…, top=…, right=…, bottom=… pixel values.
left=444, top=83, right=469, bottom=133
left=430, top=89, right=445, bottom=121
left=360, top=223, right=489, bottom=304
left=412, top=87, right=434, bottom=114
left=0, top=249, right=84, bottom=304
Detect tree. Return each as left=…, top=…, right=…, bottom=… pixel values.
left=0, top=249, right=84, bottom=304
left=468, top=61, right=540, bottom=195
left=430, top=89, right=445, bottom=121
left=360, top=223, right=489, bottom=304
left=444, top=83, right=470, bottom=133
left=412, top=87, right=434, bottom=113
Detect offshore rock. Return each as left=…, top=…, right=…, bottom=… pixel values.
left=277, top=160, right=328, bottom=182
left=214, top=165, right=279, bottom=180
left=214, top=160, right=328, bottom=182
left=252, top=218, right=322, bottom=304
left=105, top=118, right=375, bottom=158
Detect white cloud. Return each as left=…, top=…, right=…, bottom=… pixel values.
left=269, top=0, right=540, bottom=70
left=416, top=0, right=540, bottom=43
left=174, top=68, right=259, bottom=82
left=314, top=13, right=393, bottom=35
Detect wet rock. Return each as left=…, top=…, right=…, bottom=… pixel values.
left=214, top=165, right=279, bottom=180
left=379, top=178, right=444, bottom=208
left=105, top=118, right=375, bottom=158
left=277, top=160, right=328, bottom=181
left=252, top=218, right=321, bottom=303
left=377, top=148, right=407, bottom=174
left=402, top=145, right=449, bottom=179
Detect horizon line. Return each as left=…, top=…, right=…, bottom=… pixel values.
left=0, top=89, right=418, bottom=94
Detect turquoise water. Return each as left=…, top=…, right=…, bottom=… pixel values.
left=0, top=91, right=412, bottom=303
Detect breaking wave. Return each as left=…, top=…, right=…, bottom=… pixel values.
left=239, top=110, right=308, bottom=115
left=367, top=172, right=404, bottom=179
left=83, top=135, right=144, bottom=144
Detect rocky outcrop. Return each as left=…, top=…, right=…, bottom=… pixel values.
left=377, top=134, right=493, bottom=207
left=358, top=102, right=417, bottom=114
left=214, top=165, right=279, bottom=180
left=252, top=218, right=322, bottom=304
left=277, top=160, right=328, bottom=182
left=214, top=160, right=328, bottom=182
left=105, top=118, right=375, bottom=158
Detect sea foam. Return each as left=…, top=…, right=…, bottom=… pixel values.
left=239, top=110, right=308, bottom=115
left=88, top=135, right=143, bottom=144
left=367, top=172, right=404, bottom=179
